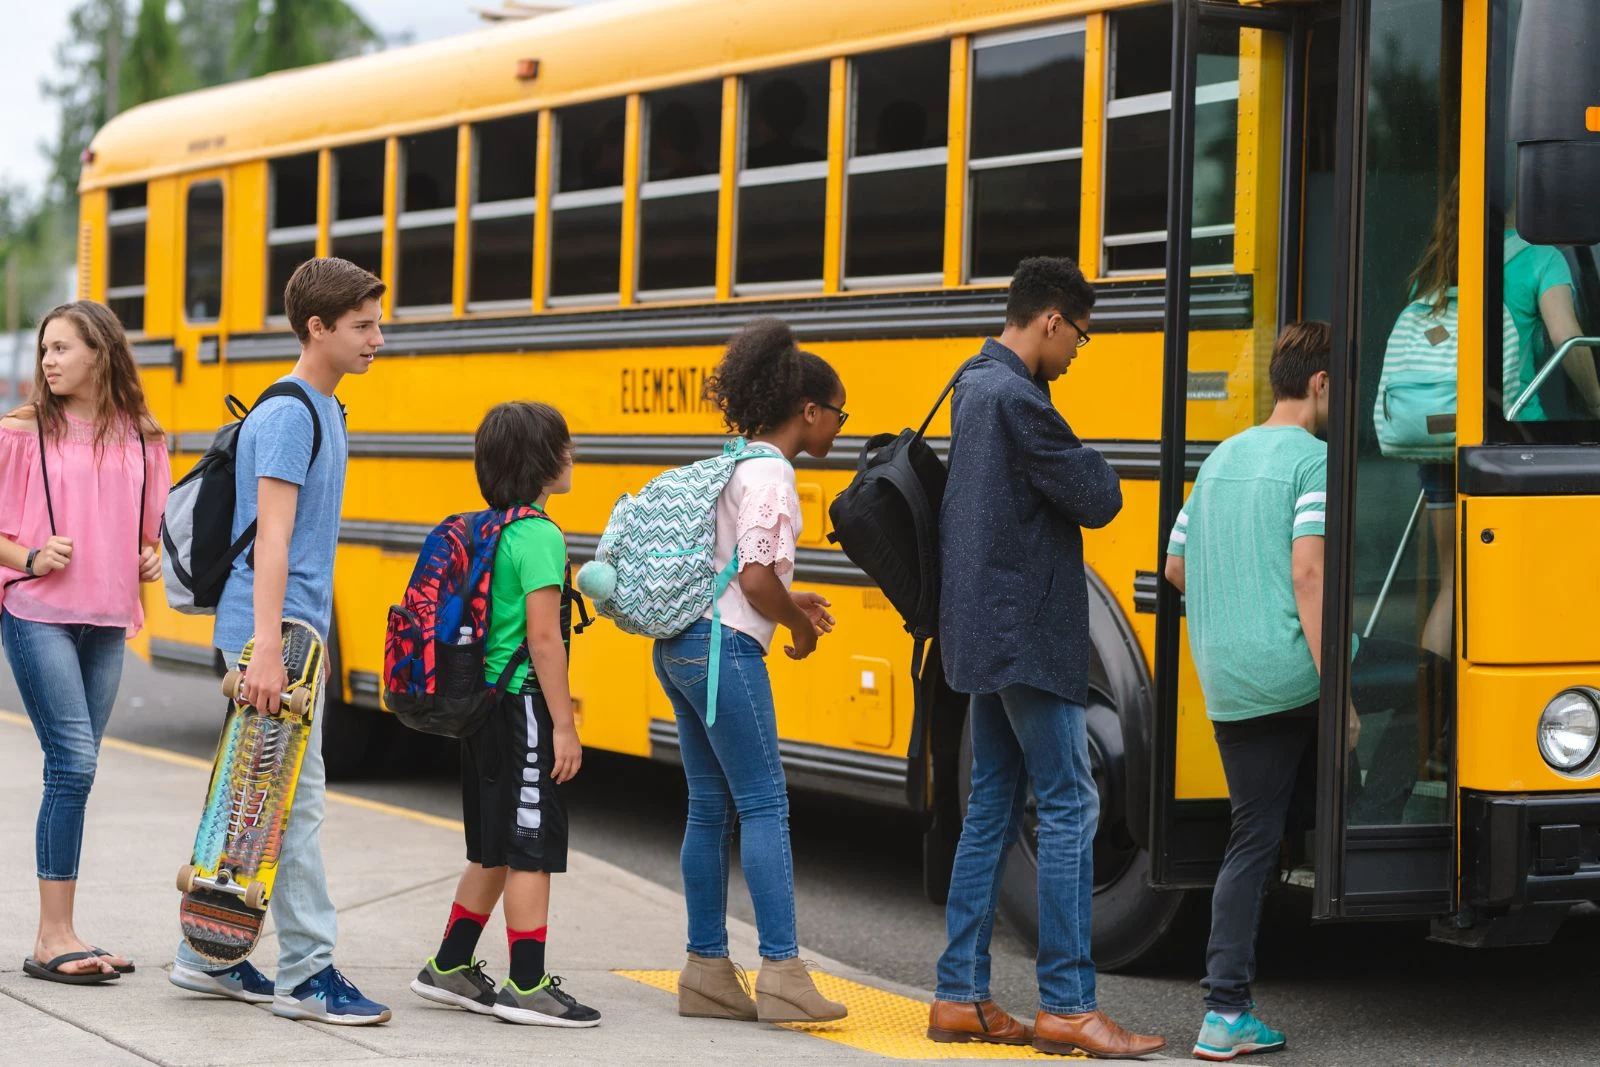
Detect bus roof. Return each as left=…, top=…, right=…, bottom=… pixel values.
left=82, top=0, right=1119, bottom=191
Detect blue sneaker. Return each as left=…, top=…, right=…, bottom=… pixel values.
left=1193, top=1011, right=1287, bottom=1061
left=272, top=965, right=392, bottom=1025
left=169, top=960, right=275, bottom=1004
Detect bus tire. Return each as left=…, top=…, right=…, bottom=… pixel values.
left=318, top=614, right=379, bottom=780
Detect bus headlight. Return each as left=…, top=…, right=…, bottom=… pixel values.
left=1536, top=689, right=1600, bottom=774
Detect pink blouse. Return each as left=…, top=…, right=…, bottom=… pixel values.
left=703, top=442, right=801, bottom=652
left=0, top=412, right=172, bottom=635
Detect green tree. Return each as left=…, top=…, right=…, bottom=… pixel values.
left=179, top=0, right=250, bottom=87
left=121, top=0, right=192, bottom=108
left=40, top=0, right=127, bottom=208
left=233, top=0, right=380, bottom=77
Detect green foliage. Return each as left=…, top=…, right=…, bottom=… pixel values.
left=121, top=0, right=193, bottom=108
left=233, top=0, right=380, bottom=78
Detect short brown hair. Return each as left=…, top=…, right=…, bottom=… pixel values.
left=1269, top=321, right=1332, bottom=401
left=283, top=257, right=385, bottom=343
left=475, top=402, right=571, bottom=509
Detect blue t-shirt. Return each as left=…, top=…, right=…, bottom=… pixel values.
left=213, top=375, right=347, bottom=653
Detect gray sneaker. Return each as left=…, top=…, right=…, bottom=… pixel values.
left=410, top=958, right=497, bottom=1015
left=493, top=974, right=601, bottom=1028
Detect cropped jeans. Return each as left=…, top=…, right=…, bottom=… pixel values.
left=3, top=611, right=125, bottom=881
left=652, top=619, right=799, bottom=962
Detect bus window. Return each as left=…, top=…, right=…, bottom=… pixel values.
left=550, top=99, right=625, bottom=305
left=267, top=153, right=318, bottom=319
left=469, top=113, right=538, bottom=309
left=967, top=23, right=1085, bottom=282
left=736, top=63, right=829, bottom=292
left=331, top=141, right=386, bottom=282
left=844, top=42, right=948, bottom=287
left=107, top=184, right=148, bottom=333
left=1103, top=8, right=1238, bottom=274
left=185, top=181, right=224, bottom=324
left=397, top=128, right=458, bottom=313
left=638, top=81, right=721, bottom=300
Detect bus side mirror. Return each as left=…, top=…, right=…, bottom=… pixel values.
left=1509, top=0, right=1600, bottom=245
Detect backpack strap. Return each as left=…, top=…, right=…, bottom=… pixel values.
left=221, top=381, right=329, bottom=584
left=914, top=356, right=978, bottom=440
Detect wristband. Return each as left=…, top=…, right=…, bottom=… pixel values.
left=24, top=548, right=38, bottom=576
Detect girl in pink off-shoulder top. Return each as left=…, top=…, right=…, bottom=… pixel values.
left=2, top=301, right=170, bottom=984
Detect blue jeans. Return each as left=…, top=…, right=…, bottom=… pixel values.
left=2, top=612, right=125, bottom=881
left=173, top=648, right=337, bottom=993
left=936, top=684, right=1099, bottom=1016
left=652, top=620, right=798, bottom=961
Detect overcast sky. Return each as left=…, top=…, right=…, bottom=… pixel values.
left=0, top=1, right=584, bottom=200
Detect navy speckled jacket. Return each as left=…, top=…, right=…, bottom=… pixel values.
left=938, top=339, right=1123, bottom=704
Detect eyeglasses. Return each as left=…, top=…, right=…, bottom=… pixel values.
left=818, top=402, right=850, bottom=429
left=1062, top=315, right=1092, bottom=349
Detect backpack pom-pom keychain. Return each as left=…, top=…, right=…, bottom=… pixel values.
left=575, top=560, right=617, bottom=604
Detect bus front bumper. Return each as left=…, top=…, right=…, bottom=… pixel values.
left=1463, top=790, right=1600, bottom=907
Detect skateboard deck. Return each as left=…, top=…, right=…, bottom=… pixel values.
left=178, top=618, right=325, bottom=964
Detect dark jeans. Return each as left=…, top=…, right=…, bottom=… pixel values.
left=1202, top=702, right=1318, bottom=1013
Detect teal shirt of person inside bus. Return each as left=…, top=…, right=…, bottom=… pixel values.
left=1503, top=229, right=1573, bottom=420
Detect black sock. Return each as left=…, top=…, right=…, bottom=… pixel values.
left=508, top=926, right=547, bottom=990
left=436, top=903, right=489, bottom=971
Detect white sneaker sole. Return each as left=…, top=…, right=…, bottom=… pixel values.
left=272, top=995, right=392, bottom=1025
left=493, top=1002, right=601, bottom=1028
left=411, top=977, right=497, bottom=1016
left=168, top=966, right=274, bottom=1005
left=1193, top=1040, right=1286, bottom=1061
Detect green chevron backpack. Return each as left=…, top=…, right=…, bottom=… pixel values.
left=574, top=438, right=789, bottom=723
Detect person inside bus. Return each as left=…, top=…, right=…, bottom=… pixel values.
left=746, top=79, right=823, bottom=168
left=650, top=101, right=710, bottom=180
left=1164, top=322, right=1338, bottom=1060
left=931, top=256, right=1165, bottom=1058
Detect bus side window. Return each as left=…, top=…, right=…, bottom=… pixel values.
left=550, top=99, right=626, bottom=305
left=107, top=183, right=148, bottom=334
left=638, top=81, right=721, bottom=300
left=966, top=23, right=1086, bottom=282
left=331, top=141, right=386, bottom=283
left=844, top=42, right=949, bottom=288
left=736, top=63, right=830, bottom=293
left=267, top=153, right=318, bottom=320
left=469, top=113, right=539, bottom=310
left=397, top=128, right=459, bottom=314
left=185, top=181, right=225, bottom=325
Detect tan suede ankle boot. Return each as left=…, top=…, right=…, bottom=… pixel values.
left=677, top=953, right=757, bottom=1021
left=755, top=957, right=848, bottom=1024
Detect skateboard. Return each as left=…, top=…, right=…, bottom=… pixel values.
left=177, top=618, right=325, bottom=964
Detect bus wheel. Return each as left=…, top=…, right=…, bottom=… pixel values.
left=959, top=686, right=1187, bottom=972
left=317, top=618, right=380, bottom=779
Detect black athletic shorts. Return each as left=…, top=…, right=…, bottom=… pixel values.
left=461, top=689, right=569, bottom=873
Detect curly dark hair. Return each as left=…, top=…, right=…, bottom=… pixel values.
left=704, top=317, right=842, bottom=436
left=1004, top=255, right=1096, bottom=327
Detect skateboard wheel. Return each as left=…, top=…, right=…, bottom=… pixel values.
left=177, top=863, right=197, bottom=894
left=222, top=670, right=243, bottom=701
left=288, top=688, right=311, bottom=717
left=244, top=881, right=267, bottom=910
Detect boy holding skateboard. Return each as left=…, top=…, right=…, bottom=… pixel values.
left=169, top=258, right=391, bottom=1026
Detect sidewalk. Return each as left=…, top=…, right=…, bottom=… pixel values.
left=0, top=711, right=1081, bottom=1065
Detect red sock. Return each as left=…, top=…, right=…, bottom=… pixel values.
left=507, top=926, right=548, bottom=988
left=435, top=903, right=490, bottom=970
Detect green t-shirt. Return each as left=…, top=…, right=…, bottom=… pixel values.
left=484, top=513, right=568, bottom=694
left=1503, top=229, right=1573, bottom=421
left=1167, top=425, right=1327, bottom=721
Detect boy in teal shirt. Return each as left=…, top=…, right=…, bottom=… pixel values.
left=1164, top=322, right=1336, bottom=1061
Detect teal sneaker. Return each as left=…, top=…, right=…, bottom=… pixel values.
left=1193, top=1011, right=1287, bottom=1061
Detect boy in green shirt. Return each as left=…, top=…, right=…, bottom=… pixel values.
left=1164, top=322, right=1340, bottom=1061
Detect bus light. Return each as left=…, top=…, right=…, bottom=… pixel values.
left=1536, top=688, right=1600, bottom=775
left=516, top=58, right=541, bottom=81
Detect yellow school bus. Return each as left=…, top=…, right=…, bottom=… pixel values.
left=78, top=0, right=1600, bottom=967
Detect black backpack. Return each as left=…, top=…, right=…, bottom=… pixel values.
left=826, top=359, right=971, bottom=682
left=160, top=382, right=326, bottom=614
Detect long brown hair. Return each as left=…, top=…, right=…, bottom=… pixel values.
left=13, top=301, right=160, bottom=450
left=1407, top=174, right=1460, bottom=315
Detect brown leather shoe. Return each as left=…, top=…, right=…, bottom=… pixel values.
left=926, top=999, right=1034, bottom=1045
left=1033, top=1010, right=1166, bottom=1059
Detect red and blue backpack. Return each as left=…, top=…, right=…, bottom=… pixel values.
left=383, top=506, right=588, bottom=739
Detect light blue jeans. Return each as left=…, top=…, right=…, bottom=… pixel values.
left=2, top=612, right=126, bottom=881
left=652, top=619, right=799, bottom=962
left=173, top=648, right=336, bottom=994
left=936, top=684, right=1099, bottom=1016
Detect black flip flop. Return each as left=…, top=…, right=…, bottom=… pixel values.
left=92, top=948, right=135, bottom=974
left=23, top=951, right=121, bottom=984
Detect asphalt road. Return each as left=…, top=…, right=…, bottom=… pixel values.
left=5, top=651, right=1597, bottom=1065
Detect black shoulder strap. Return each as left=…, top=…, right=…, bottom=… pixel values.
left=33, top=415, right=56, bottom=535
left=252, top=380, right=324, bottom=466
left=915, top=356, right=979, bottom=440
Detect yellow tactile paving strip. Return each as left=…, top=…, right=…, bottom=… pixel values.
left=614, top=969, right=1083, bottom=1061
